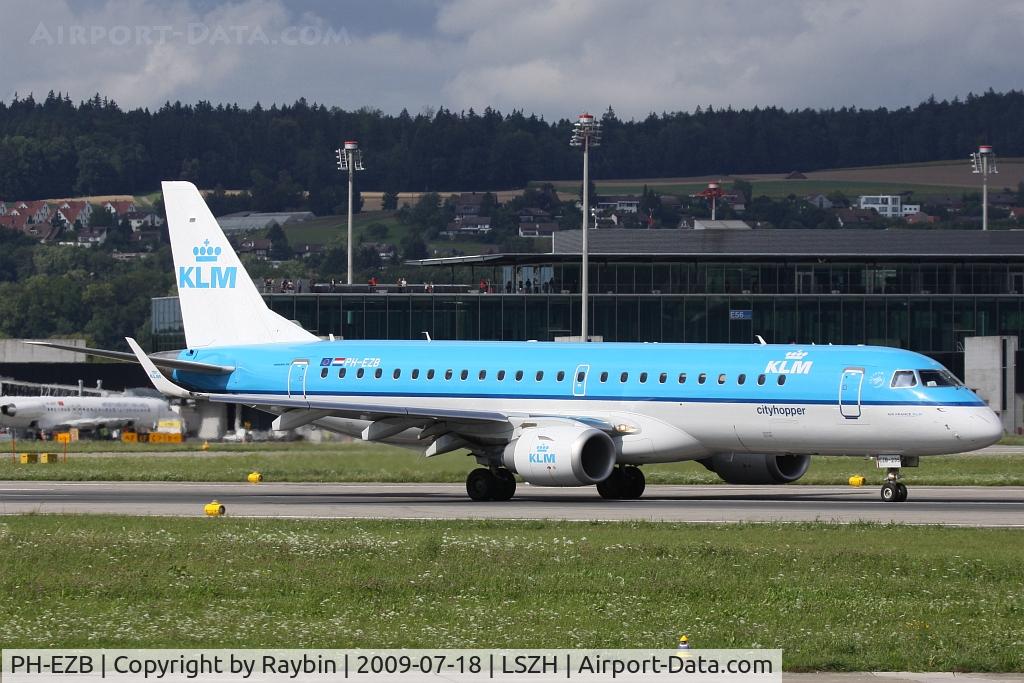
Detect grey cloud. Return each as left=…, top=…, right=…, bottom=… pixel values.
left=2, top=0, right=1023, bottom=118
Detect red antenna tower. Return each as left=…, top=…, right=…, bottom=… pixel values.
left=692, top=181, right=726, bottom=220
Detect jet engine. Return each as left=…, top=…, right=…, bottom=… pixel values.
left=503, top=424, right=616, bottom=486
left=699, top=452, right=811, bottom=485
left=0, top=404, right=15, bottom=417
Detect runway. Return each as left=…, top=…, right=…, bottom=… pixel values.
left=1, top=481, right=1022, bottom=526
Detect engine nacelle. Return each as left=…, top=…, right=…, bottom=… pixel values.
left=0, top=404, right=15, bottom=417
left=699, top=452, right=811, bottom=485
left=503, top=424, right=616, bottom=486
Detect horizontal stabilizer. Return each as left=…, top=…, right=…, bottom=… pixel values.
left=23, top=340, right=233, bottom=375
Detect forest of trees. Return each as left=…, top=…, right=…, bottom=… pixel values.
left=2, top=89, right=1024, bottom=202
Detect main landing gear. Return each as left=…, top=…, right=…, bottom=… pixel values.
left=597, top=465, right=646, bottom=500
left=466, top=467, right=516, bottom=502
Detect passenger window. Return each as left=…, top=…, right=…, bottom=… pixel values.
left=444, top=369, right=453, bottom=380
left=600, top=372, right=609, bottom=382
left=778, top=375, right=787, bottom=386
left=320, top=367, right=328, bottom=378
left=427, top=369, right=435, bottom=380
left=757, top=374, right=765, bottom=386
left=497, top=370, right=506, bottom=381
left=536, top=371, right=544, bottom=381
left=374, top=368, right=383, bottom=379
left=338, top=368, right=347, bottom=379
left=698, top=373, right=707, bottom=385
left=639, top=372, right=648, bottom=383
left=357, top=368, right=365, bottom=378
left=393, top=369, right=401, bottom=379
left=515, top=370, right=524, bottom=381
left=737, top=373, right=746, bottom=385
left=891, top=370, right=918, bottom=388
left=411, top=369, right=419, bottom=379
left=576, top=370, right=586, bottom=382
left=479, top=370, right=487, bottom=380
left=460, top=369, right=468, bottom=380
left=718, top=373, right=726, bottom=385
left=678, top=373, right=687, bottom=384
left=659, top=373, right=667, bottom=384
left=620, top=372, right=629, bottom=383
left=557, top=371, right=565, bottom=381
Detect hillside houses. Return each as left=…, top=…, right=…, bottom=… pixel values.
left=0, top=196, right=161, bottom=245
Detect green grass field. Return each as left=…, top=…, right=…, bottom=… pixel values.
left=0, top=442, right=1021, bottom=485
left=0, top=516, right=1020, bottom=671
left=551, top=179, right=975, bottom=200
left=282, top=212, right=407, bottom=246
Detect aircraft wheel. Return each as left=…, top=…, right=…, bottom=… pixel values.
left=597, top=467, right=625, bottom=499
left=880, top=481, right=898, bottom=502
left=621, top=466, right=646, bottom=499
left=492, top=468, right=517, bottom=501
left=896, top=482, right=908, bottom=502
left=466, top=468, right=496, bottom=501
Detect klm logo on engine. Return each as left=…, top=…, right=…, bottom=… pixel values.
left=528, top=443, right=556, bottom=464
left=764, top=350, right=813, bottom=374
left=178, top=240, right=237, bottom=289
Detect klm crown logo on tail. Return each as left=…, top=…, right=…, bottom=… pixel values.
left=178, top=239, right=237, bottom=289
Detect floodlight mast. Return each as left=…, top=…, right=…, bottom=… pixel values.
left=971, top=144, right=998, bottom=231
left=570, top=113, right=601, bottom=340
left=335, top=141, right=366, bottom=284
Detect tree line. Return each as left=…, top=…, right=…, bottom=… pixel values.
left=2, top=90, right=1024, bottom=204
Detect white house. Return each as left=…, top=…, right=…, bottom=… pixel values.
left=858, top=195, right=920, bottom=218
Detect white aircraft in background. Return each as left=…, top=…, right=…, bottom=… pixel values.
left=0, top=393, right=177, bottom=433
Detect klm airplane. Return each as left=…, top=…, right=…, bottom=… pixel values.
left=32, top=182, right=1004, bottom=503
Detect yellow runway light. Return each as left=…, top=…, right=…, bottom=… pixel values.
left=247, top=471, right=263, bottom=484
left=204, top=500, right=226, bottom=516
left=848, top=475, right=866, bottom=487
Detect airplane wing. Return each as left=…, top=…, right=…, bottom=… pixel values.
left=24, top=340, right=233, bottom=375
left=124, top=337, right=626, bottom=456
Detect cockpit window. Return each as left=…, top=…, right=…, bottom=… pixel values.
left=891, top=371, right=917, bottom=388
left=918, top=369, right=961, bottom=388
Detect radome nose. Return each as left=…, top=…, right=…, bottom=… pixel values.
left=966, top=410, right=1003, bottom=448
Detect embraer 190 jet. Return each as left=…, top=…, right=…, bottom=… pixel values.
left=30, top=182, right=1003, bottom=503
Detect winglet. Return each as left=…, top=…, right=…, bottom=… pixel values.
left=126, top=337, right=203, bottom=400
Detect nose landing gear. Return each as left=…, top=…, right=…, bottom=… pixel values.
left=876, top=455, right=916, bottom=502
left=880, top=475, right=908, bottom=502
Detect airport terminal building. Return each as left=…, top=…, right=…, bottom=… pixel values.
left=152, top=228, right=1024, bottom=377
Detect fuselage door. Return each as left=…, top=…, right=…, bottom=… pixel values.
left=839, top=367, right=864, bottom=419
left=288, top=359, right=309, bottom=400
left=572, top=364, right=590, bottom=397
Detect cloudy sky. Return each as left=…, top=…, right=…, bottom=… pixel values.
left=3, top=0, right=1024, bottom=119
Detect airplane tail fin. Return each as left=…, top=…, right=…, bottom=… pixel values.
left=161, top=181, right=317, bottom=348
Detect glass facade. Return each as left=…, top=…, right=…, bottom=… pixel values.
left=152, top=291, right=1024, bottom=358
left=151, top=258, right=1024, bottom=376
left=498, top=261, right=1024, bottom=296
